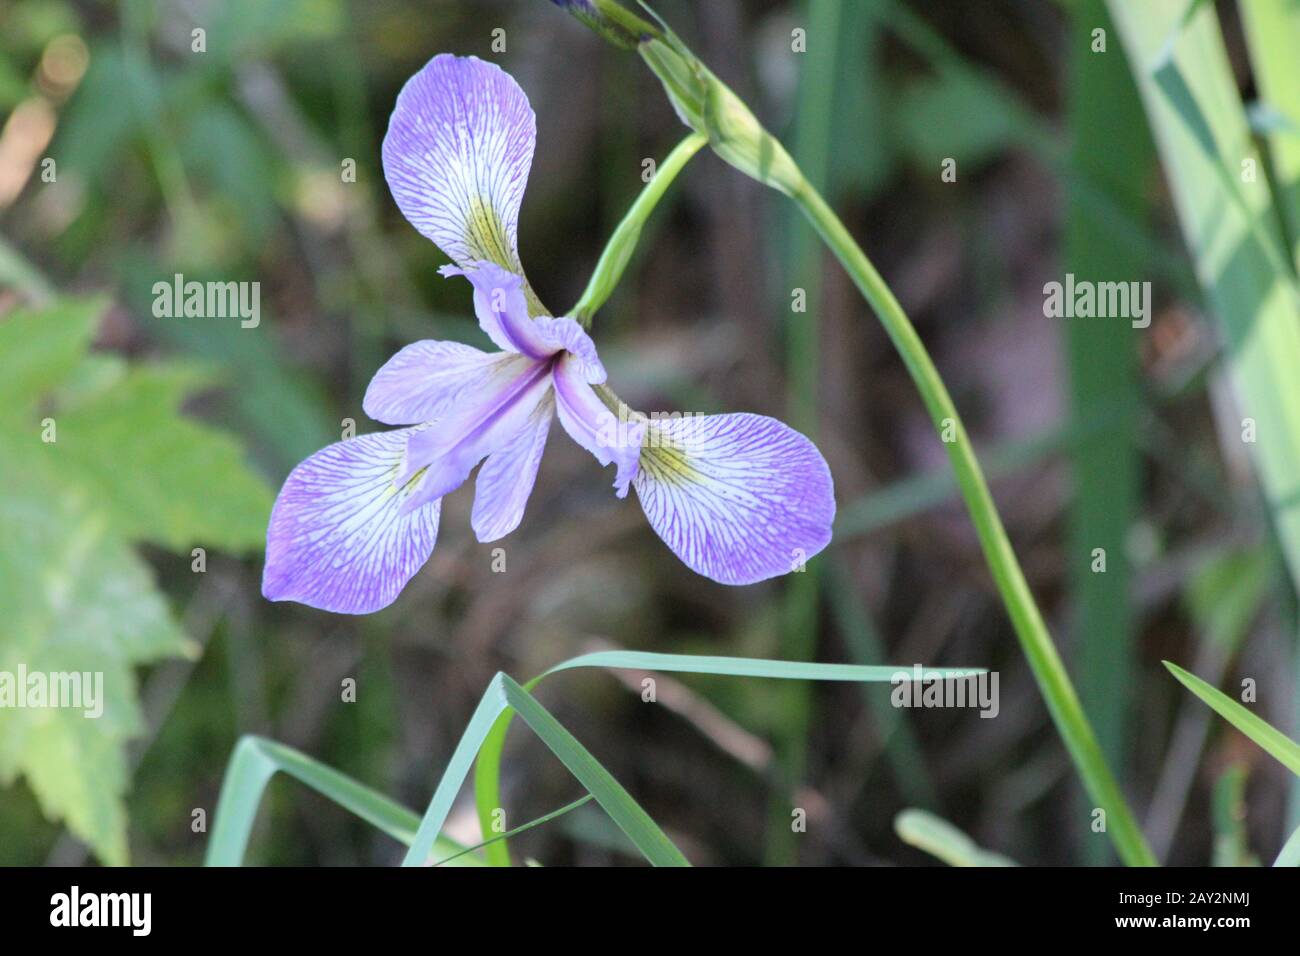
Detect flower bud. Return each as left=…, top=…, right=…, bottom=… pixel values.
left=548, top=0, right=660, bottom=50
left=639, top=30, right=804, bottom=198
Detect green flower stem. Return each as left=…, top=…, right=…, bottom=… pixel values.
left=791, top=178, right=1156, bottom=867
left=570, top=132, right=708, bottom=325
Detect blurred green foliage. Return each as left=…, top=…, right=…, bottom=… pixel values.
left=0, top=298, right=270, bottom=863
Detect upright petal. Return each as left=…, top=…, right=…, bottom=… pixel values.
left=363, top=339, right=500, bottom=426
left=399, top=355, right=554, bottom=511
left=552, top=355, right=642, bottom=497
left=472, top=393, right=554, bottom=542
left=633, top=413, right=835, bottom=585
left=441, top=261, right=555, bottom=359
left=383, top=54, right=534, bottom=279
left=263, top=428, right=441, bottom=614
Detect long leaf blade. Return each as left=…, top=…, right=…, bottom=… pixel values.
left=205, top=736, right=475, bottom=866
left=407, top=672, right=688, bottom=867
left=894, top=809, right=1018, bottom=867
left=474, top=650, right=982, bottom=864
left=1164, top=661, right=1300, bottom=776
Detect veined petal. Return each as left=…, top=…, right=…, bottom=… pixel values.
left=633, top=413, right=835, bottom=585
left=472, top=393, right=554, bottom=542
left=363, top=339, right=500, bottom=426
left=263, top=428, right=440, bottom=614
left=553, top=355, right=642, bottom=497
left=441, top=261, right=555, bottom=359
left=383, top=54, right=534, bottom=277
left=400, top=354, right=554, bottom=511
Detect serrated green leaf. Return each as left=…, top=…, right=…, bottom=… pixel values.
left=0, top=469, right=192, bottom=865
left=0, top=297, right=105, bottom=417
left=0, top=296, right=272, bottom=863
left=49, top=363, right=272, bottom=553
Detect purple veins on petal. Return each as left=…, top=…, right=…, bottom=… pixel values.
left=262, top=428, right=441, bottom=615
left=383, top=54, right=535, bottom=277
left=363, top=338, right=501, bottom=426
left=472, top=392, right=555, bottom=542
left=398, top=353, right=555, bottom=513
left=633, top=413, right=835, bottom=585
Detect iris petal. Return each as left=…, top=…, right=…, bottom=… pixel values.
left=363, top=339, right=500, bottom=426
left=633, top=413, right=835, bottom=585
left=472, top=393, right=555, bottom=542
left=383, top=54, right=535, bottom=283
left=399, top=355, right=554, bottom=512
left=535, top=315, right=606, bottom=383
left=441, top=262, right=556, bottom=359
left=552, top=355, right=642, bottom=497
left=263, top=428, right=441, bottom=614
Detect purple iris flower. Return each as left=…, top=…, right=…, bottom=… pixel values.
left=262, top=54, right=835, bottom=614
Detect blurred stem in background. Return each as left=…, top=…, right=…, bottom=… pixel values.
left=553, top=0, right=1157, bottom=866
left=1063, top=0, right=1150, bottom=865
left=788, top=177, right=1154, bottom=868
left=1108, top=0, right=1300, bottom=838
left=764, top=0, right=840, bottom=866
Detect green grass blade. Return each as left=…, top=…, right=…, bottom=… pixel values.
left=1211, top=764, right=1254, bottom=866
left=205, top=735, right=475, bottom=866
left=826, top=559, right=939, bottom=809
left=432, top=795, right=593, bottom=867
left=1109, top=0, right=1300, bottom=601
left=499, top=675, right=689, bottom=866
left=1238, top=0, right=1300, bottom=267
left=474, top=650, right=981, bottom=864
left=1164, top=661, right=1300, bottom=776
left=543, top=651, right=978, bottom=683
left=894, top=809, right=1019, bottom=867
left=409, top=671, right=688, bottom=867
left=1065, top=0, right=1150, bottom=864
left=404, top=675, right=517, bottom=867
left=1275, top=822, right=1300, bottom=866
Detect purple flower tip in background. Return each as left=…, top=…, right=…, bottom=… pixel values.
left=262, top=54, right=835, bottom=614
left=548, top=0, right=656, bottom=49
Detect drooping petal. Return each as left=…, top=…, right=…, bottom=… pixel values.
left=383, top=54, right=534, bottom=278
left=263, top=428, right=441, bottom=614
left=552, top=354, right=642, bottom=497
left=471, top=393, right=554, bottom=542
left=399, top=354, right=554, bottom=512
left=633, top=413, right=835, bottom=585
left=441, top=262, right=555, bottom=359
left=363, top=339, right=500, bottom=426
